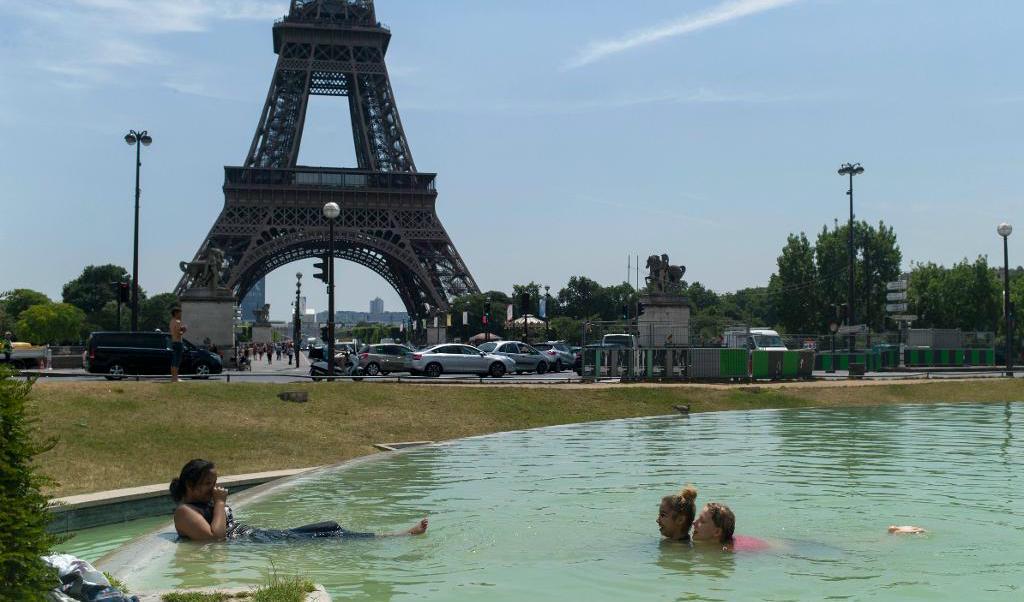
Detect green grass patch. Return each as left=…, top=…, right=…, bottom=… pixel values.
left=29, top=379, right=1024, bottom=495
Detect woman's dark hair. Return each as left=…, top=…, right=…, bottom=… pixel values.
left=169, top=459, right=215, bottom=502
left=706, top=502, right=736, bottom=543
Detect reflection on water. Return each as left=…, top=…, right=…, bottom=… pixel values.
left=103, top=403, right=1024, bottom=601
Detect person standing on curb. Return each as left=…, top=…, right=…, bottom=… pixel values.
left=2, top=331, right=13, bottom=363
left=170, top=308, right=187, bottom=382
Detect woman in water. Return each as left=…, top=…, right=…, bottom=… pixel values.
left=656, top=485, right=698, bottom=542
left=171, top=459, right=428, bottom=542
left=691, top=501, right=771, bottom=552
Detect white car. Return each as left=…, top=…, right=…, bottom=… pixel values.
left=410, top=344, right=516, bottom=378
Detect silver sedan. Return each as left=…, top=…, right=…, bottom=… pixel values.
left=477, top=341, right=551, bottom=374
left=410, top=344, right=516, bottom=378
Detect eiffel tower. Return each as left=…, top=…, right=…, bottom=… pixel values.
left=176, top=0, right=479, bottom=318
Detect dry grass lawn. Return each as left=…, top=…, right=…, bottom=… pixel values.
left=28, top=378, right=1024, bottom=496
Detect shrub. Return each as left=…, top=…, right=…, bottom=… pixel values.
left=0, top=368, right=57, bottom=600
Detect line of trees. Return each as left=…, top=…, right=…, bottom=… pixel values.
left=1, top=265, right=178, bottom=345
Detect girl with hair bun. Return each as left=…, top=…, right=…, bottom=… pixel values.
left=171, top=458, right=428, bottom=543
left=657, top=485, right=699, bottom=541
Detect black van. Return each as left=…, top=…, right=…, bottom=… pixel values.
left=84, top=332, right=223, bottom=380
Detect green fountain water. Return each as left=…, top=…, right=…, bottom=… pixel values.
left=80, top=402, right=1023, bottom=600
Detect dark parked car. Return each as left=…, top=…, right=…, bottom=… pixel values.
left=84, top=332, right=223, bottom=380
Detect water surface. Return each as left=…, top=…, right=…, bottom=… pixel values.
left=103, top=403, right=1024, bottom=600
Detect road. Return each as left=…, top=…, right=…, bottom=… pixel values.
left=21, top=361, right=1019, bottom=385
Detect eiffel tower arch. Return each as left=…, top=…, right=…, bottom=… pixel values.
left=176, top=0, right=479, bottom=318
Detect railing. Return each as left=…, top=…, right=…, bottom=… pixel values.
left=224, top=167, right=436, bottom=192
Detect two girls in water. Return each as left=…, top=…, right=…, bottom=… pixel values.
left=657, top=485, right=764, bottom=551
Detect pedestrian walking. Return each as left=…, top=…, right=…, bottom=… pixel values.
left=2, top=331, right=13, bottom=363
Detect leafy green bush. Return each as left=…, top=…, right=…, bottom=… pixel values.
left=0, top=368, right=57, bottom=600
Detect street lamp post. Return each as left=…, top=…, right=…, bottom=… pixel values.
left=124, top=130, right=152, bottom=331
left=838, top=162, right=865, bottom=352
left=484, top=296, right=491, bottom=343
left=323, top=202, right=341, bottom=377
left=998, top=223, right=1014, bottom=377
left=544, top=285, right=551, bottom=340
left=294, top=272, right=302, bottom=369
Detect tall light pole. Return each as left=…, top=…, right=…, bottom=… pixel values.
left=294, top=272, right=303, bottom=369
left=544, top=285, right=551, bottom=340
left=323, top=202, right=340, bottom=377
left=484, top=296, right=491, bottom=343
left=838, top=162, right=864, bottom=352
left=125, top=130, right=152, bottom=331
left=998, top=223, right=1014, bottom=377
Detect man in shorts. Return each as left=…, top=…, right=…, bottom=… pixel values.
left=170, top=308, right=187, bottom=382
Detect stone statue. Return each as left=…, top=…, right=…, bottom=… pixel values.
left=252, top=304, right=271, bottom=324
left=180, top=247, right=225, bottom=290
left=645, top=254, right=686, bottom=294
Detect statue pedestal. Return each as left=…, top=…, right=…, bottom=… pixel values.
left=179, top=287, right=237, bottom=364
left=638, top=293, right=691, bottom=348
left=252, top=324, right=273, bottom=344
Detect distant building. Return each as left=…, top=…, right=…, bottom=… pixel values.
left=316, top=309, right=408, bottom=326
left=239, top=278, right=266, bottom=322
left=370, top=297, right=384, bottom=315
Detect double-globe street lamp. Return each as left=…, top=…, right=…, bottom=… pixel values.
left=125, top=130, right=153, bottom=331
left=293, top=272, right=302, bottom=369
left=838, top=162, right=865, bottom=352
left=998, top=223, right=1014, bottom=377
left=323, top=202, right=341, bottom=377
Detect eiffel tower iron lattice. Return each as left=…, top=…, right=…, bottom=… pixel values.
left=175, top=0, right=479, bottom=318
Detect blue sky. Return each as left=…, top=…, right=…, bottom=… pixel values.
left=1, top=0, right=1022, bottom=320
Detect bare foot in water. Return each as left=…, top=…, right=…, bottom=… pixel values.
left=888, top=525, right=925, bottom=534
left=408, top=518, right=429, bottom=535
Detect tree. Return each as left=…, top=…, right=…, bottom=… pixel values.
left=775, top=233, right=819, bottom=333
left=814, top=220, right=902, bottom=331
left=0, top=289, right=52, bottom=324
left=557, top=276, right=604, bottom=321
left=61, top=265, right=134, bottom=318
left=139, top=293, right=181, bottom=332
left=548, top=316, right=583, bottom=344
left=909, top=257, right=1000, bottom=332
left=15, top=303, right=87, bottom=345
left=0, top=369, right=57, bottom=599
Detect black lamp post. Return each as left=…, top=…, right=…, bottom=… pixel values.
left=294, top=272, right=302, bottom=369
left=484, top=296, right=491, bottom=343
left=124, top=130, right=152, bottom=331
left=323, top=202, right=340, bottom=377
left=544, top=285, right=551, bottom=340
left=838, top=162, right=865, bottom=351
left=999, top=223, right=1014, bottom=377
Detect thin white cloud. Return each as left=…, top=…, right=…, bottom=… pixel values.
left=0, top=0, right=288, bottom=87
left=566, top=0, right=803, bottom=70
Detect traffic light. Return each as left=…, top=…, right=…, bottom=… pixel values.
left=118, top=282, right=130, bottom=303
left=313, top=255, right=331, bottom=285
left=483, top=301, right=491, bottom=324
left=637, top=301, right=646, bottom=317
left=621, top=304, right=628, bottom=320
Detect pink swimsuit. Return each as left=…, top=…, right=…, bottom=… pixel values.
left=730, top=535, right=772, bottom=552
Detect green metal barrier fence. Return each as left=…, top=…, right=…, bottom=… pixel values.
left=904, top=348, right=994, bottom=367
